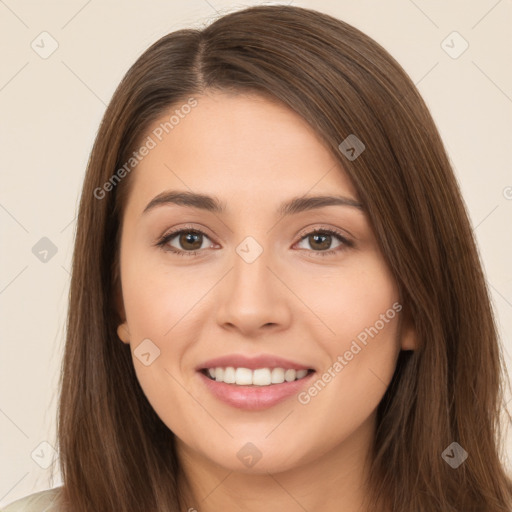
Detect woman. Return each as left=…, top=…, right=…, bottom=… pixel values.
left=4, top=4, right=511, bottom=512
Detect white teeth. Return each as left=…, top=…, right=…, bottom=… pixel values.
left=235, top=367, right=253, bottom=385
left=271, top=367, right=285, bottom=384
left=253, top=368, right=271, bottom=386
left=296, top=369, right=308, bottom=379
left=204, top=366, right=312, bottom=386
left=223, top=366, right=236, bottom=384
left=284, top=369, right=296, bottom=382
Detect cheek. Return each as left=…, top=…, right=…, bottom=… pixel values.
left=294, top=252, right=401, bottom=411
left=119, top=252, right=209, bottom=398
left=296, top=308, right=401, bottom=447
left=120, top=252, right=206, bottom=342
left=120, top=260, right=204, bottom=430
left=291, top=251, right=400, bottom=344
left=334, top=311, right=401, bottom=390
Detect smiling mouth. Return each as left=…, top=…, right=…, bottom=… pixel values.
left=200, top=367, right=316, bottom=386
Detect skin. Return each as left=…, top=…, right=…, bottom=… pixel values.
left=116, top=91, right=416, bottom=512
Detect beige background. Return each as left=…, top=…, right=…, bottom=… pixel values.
left=1, top=0, right=511, bottom=506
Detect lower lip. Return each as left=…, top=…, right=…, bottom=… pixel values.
left=198, top=370, right=316, bottom=410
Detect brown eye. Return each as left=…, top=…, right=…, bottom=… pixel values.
left=157, top=228, right=214, bottom=256
left=296, top=230, right=345, bottom=252
left=177, top=231, right=204, bottom=251
left=308, top=233, right=334, bottom=251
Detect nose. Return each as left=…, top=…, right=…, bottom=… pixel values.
left=215, top=247, right=292, bottom=337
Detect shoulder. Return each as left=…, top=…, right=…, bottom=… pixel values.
left=2, top=487, right=62, bottom=512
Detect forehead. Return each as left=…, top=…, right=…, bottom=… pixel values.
left=123, top=91, right=358, bottom=216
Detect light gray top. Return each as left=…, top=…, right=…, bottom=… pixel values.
left=2, top=488, right=61, bottom=512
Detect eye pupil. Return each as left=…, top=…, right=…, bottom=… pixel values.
left=180, top=232, right=202, bottom=250
left=310, top=233, right=331, bottom=250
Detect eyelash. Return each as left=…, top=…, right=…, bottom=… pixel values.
left=155, top=225, right=354, bottom=258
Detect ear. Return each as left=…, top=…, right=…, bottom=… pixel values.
left=399, top=307, right=417, bottom=351
left=113, top=277, right=130, bottom=344
left=117, top=322, right=131, bottom=344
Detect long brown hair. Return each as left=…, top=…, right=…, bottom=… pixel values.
left=55, top=5, right=512, bottom=511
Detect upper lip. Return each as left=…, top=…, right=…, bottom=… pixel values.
left=196, top=354, right=315, bottom=371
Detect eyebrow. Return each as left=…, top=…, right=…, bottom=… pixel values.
left=142, top=190, right=364, bottom=216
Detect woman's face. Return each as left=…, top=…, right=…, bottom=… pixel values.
left=116, top=91, right=415, bottom=475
